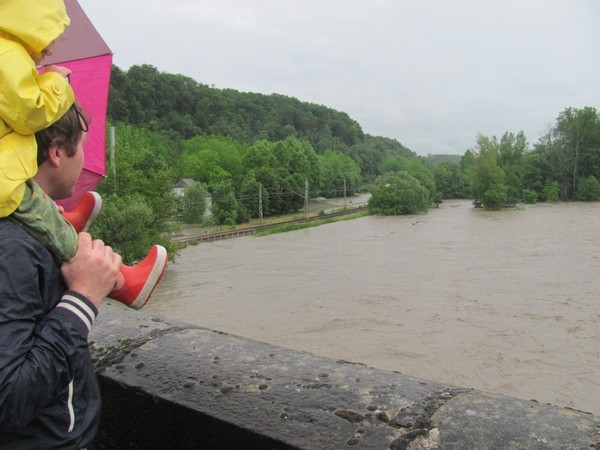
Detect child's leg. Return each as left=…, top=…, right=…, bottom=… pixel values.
left=109, top=245, right=168, bottom=310
left=13, top=181, right=167, bottom=309
left=57, top=189, right=167, bottom=308
left=10, top=180, right=77, bottom=261
left=62, top=191, right=102, bottom=233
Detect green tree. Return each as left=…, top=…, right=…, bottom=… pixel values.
left=380, top=155, right=408, bottom=174
left=241, top=137, right=320, bottom=216
left=90, top=195, right=157, bottom=263
left=211, top=180, right=239, bottom=225
left=380, top=156, right=439, bottom=205
left=497, top=131, right=528, bottom=204
left=543, top=107, right=600, bottom=199
left=180, top=182, right=208, bottom=223
left=318, top=150, right=361, bottom=198
left=177, top=135, right=243, bottom=186
left=274, top=136, right=321, bottom=186
left=434, top=161, right=468, bottom=199
left=521, top=150, right=552, bottom=201
left=543, top=181, right=560, bottom=202
left=521, top=189, right=537, bottom=204
left=240, top=142, right=281, bottom=215
left=467, top=134, right=507, bottom=210
left=575, top=175, right=600, bottom=201
left=238, top=175, right=268, bottom=220
left=466, top=131, right=529, bottom=206
left=406, top=158, right=440, bottom=206
left=461, top=149, right=476, bottom=176
left=95, top=123, right=177, bottom=262
left=368, top=171, right=429, bottom=215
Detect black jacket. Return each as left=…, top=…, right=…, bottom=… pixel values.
left=0, top=219, right=100, bottom=449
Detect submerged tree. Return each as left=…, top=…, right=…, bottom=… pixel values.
left=542, top=107, right=600, bottom=200
left=434, top=160, right=468, bottom=199
left=368, top=171, right=429, bottom=215
left=380, top=156, right=440, bottom=205
left=576, top=175, right=600, bottom=201
left=497, top=131, right=528, bottom=205
left=467, top=135, right=507, bottom=210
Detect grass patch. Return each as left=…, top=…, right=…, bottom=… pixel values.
left=254, top=210, right=369, bottom=236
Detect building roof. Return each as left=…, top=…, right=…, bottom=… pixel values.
left=175, top=178, right=197, bottom=188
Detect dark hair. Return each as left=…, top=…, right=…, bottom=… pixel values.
left=36, top=102, right=90, bottom=166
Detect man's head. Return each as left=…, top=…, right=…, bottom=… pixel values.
left=34, top=102, right=89, bottom=200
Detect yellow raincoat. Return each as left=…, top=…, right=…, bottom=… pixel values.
left=0, top=0, right=75, bottom=216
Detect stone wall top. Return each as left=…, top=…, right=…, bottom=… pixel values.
left=90, top=301, right=600, bottom=449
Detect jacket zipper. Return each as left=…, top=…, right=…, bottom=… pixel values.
left=67, top=380, right=75, bottom=432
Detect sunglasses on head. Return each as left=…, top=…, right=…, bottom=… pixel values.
left=74, top=105, right=89, bottom=133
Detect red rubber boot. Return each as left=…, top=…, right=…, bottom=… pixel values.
left=109, top=245, right=168, bottom=309
left=62, top=191, right=102, bottom=233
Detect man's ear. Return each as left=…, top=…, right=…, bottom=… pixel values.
left=44, top=141, right=64, bottom=168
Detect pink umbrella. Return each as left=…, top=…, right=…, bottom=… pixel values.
left=42, top=0, right=113, bottom=210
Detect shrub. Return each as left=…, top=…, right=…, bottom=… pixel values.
left=481, top=183, right=508, bottom=210
left=543, top=181, right=559, bottom=202
left=576, top=176, right=600, bottom=201
left=521, top=189, right=538, bottom=204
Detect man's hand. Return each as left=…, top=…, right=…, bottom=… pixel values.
left=61, top=233, right=122, bottom=306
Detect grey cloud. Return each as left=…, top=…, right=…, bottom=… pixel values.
left=79, top=0, right=600, bottom=155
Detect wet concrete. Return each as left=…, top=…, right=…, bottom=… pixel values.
left=89, top=301, right=600, bottom=449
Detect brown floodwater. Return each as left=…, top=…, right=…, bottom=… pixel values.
left=145, top=199, right=600, bottom=415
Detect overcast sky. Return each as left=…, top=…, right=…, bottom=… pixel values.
left=77, top=0, right=599, bottom=156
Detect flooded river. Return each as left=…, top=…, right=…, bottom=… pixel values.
left=145, top=199, right=600, bottom=415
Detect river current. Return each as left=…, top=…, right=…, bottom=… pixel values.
left=145, top=199, right=600, bottom=415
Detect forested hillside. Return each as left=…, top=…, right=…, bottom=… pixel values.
left=108, top=64, right=415, bottom=181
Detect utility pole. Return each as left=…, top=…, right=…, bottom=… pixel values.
left=258, top=183, right=263, bottom=223
left=304, top=179, right=309, bottom=220
left=344, top=178, right=347, bottom=205
left=109, top=126, right=116, bottom=194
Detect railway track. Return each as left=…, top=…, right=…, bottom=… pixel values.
left=171, top=206, right=367, bottom=244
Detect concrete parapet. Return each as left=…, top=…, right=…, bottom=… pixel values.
left=89, top=301, right=600, bottom=449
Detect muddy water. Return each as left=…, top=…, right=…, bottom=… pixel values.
left=145, top=199, right=600, bottom=415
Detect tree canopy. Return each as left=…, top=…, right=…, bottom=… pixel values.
left=465, top=107, right=600, bottom=209
left=368, top=171, right=429, bottom=215
left=108, top=64, right=414, bottom=181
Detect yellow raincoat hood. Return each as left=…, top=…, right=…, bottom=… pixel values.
left=0, top=0, right=74, bottom=216
left=0, top=0, right=70, bottom=59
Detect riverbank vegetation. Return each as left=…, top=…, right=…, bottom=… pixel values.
left=90, top=64, right=599, bottom=262
left=253, top=210, right=369, bottom=237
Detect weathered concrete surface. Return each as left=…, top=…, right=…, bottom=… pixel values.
left=89, top=301, right=600, bottom=449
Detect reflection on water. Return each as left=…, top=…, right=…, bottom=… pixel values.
left=146, top=199, right=600, bottom=415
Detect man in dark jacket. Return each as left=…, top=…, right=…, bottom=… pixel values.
left=0, top=103, right=122, bottom=449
